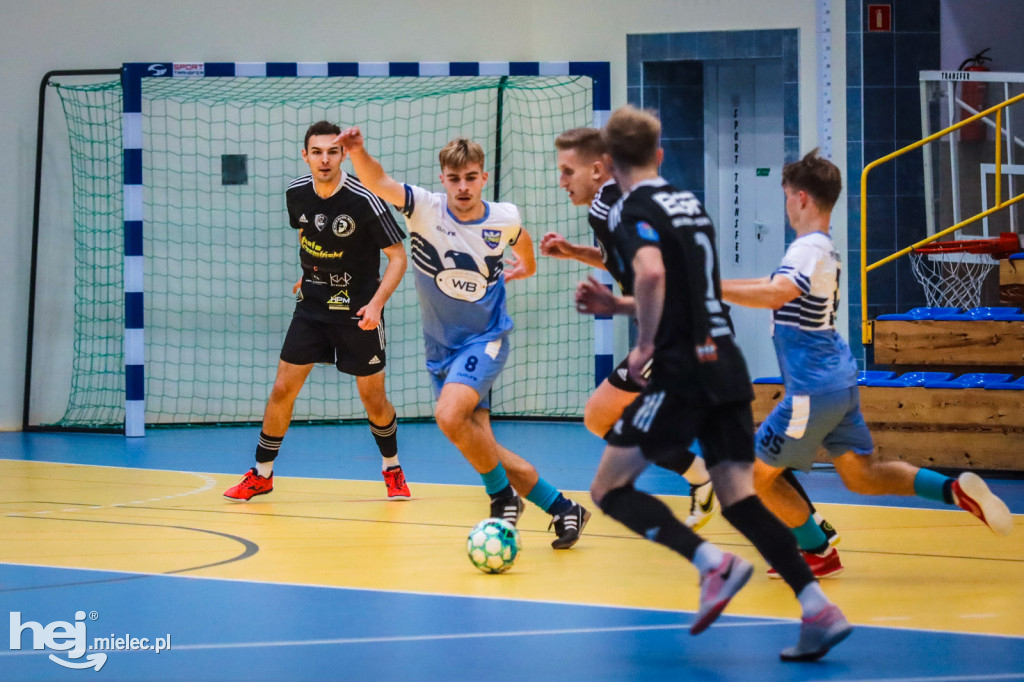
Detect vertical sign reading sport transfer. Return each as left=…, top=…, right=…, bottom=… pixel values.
left=8, top=610, right=171, bottom=672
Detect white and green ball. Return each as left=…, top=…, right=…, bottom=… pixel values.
left=466, top=518, right=521, bottom=573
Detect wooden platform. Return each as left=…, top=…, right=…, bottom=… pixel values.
left=753, top=383, right=1024, bottom=471
left=873, top=319, right=1024, bottom=366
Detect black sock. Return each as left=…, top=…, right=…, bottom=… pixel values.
left=546, top=493, right=573, bottom=517
left=653, top=449, right=698, bottom=476
left=369, top=414, right=398, bottom=458
left=255, top=431, right=283, bottom=463
left=781, top=468, right=817, bottom=513
left=943, top=478, right=954, bottom=504
left=722, top=495, right=815, bottom=595
left=599, top=485, right=703, bottom=561
left=488, top=484, right=514, bottom=502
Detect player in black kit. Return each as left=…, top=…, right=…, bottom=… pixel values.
left=551, top=128, right=841, bottom=543
left=586, top=106, right=851, bottom=661
left=224, top=121, right=411, bottom=502
left=541, top=127, right=717, bottom=530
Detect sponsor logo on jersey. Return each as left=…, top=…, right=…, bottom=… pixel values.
left=301, top=236, right=343, bottom=259
left=314, top=214, right=327, bottom=231
left=695, top=335, right=719, bottom=363
left=636, top=221, right=660, bottom=242
left=299, top=214, right=308, bottom=223
left=481, top=229, right=502, bottom=249
left=329, top=273, right=352, bottom=287
left=435, top=269, right=488, bottom=302
left=332, top=214, right=356, bottom=238
left=327, top=290, right=350, bottom=311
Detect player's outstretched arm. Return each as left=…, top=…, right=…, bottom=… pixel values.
left=335, top=127, right=406, bottom=207
left=721, top=275, right=800, bottom=310
left=539, top=232, right=606, bottom=269
left=504, top=228, right=537, bottom=281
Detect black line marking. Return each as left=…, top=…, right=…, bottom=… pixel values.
left=0, top=515, right=259, bottom=593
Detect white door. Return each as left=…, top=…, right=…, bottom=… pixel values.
left=704, top=60, right=784, bottom=380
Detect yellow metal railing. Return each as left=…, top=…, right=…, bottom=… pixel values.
left=860, top=91, right=1024, bottom=344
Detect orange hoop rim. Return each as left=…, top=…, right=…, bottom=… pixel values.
left=912, top=232, right=1023, bottom=258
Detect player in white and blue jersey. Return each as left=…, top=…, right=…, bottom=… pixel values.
left=722, top=150, right=1012, bottom=579
left=337, top=128, right=590, bottom=549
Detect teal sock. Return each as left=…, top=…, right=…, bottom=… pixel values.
left=792, top=515, right=830, bottom=552
left=481, top=463, right=511, bottom=496
left=913, top=469, right=952, bottom=503
left=525, top=477, right=562, bottom=513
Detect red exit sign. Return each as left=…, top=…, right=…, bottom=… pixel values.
left=868, top=4, right=892, bottom=32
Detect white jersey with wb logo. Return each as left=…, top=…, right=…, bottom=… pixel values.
left=399, top=184, right=522, bottom=350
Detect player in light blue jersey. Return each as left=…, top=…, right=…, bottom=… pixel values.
left=337, top=128, right=590, bottom=549
left=722, top=150, right=1013, bottom=579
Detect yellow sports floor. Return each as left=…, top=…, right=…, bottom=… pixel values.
left=2, top=459, right=1020, bottom=637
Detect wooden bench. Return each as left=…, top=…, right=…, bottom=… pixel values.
left=752, top=382, right=1024, bottom=472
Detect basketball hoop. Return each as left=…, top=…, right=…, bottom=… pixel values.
left=909, top=232, right=1023, bottom=310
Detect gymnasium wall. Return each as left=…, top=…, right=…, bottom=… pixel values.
left=0, top=0, right=834, bottom=430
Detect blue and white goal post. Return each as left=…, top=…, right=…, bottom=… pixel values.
left=121, top=60, right=611, bottom=436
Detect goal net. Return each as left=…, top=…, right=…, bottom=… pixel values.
left=35, top=64, right=602, bottom=430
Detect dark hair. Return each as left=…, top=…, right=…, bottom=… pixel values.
left=304, top=121, right=342, bottom=150
left=601, top=105, right=661, bottom=172
left=555, top=127, right=606, bottom=160
left=782, top=149, right=842, bottom=211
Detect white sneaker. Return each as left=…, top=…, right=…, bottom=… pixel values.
left=952, top=472, right=1013, bottom=536
left=684, top=481, right=718, bottom=531
left=690, top=553, right=753, bottom=635
left=780, top=603, right=853, bottom=662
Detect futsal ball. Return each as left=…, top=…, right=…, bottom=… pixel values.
left=466, top=518, right=521, bottom=574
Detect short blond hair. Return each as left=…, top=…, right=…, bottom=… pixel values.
left=601, top=105, right=661, bottom=171
left=438, top=137, right=485, bottom=171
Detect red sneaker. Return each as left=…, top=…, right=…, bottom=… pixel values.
left=952, top=472, right=1013, bottom=536
left=768, top=546, right=844, bottom=579
left=223, top=468, right=273, bottom=501
left=383, top=466, right=411, bottom=500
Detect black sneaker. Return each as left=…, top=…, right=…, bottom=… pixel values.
left=548, top=503, right=591, bottom=549
left=490, top=493, right=524, bottom=526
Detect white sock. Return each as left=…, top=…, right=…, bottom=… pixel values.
left=382, top=455, right=400, bottom=471
left=692, top=541, right=725, bottom=574
left=255, top=461, right=273, bottom=478
left=797, top=582, right=832, bottom=618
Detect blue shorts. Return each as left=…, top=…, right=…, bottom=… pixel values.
left=755, top=386, right=874, bottom=471
left=425, top=335, right=510, bottom=410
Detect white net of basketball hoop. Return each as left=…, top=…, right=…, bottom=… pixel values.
left=909, top=250, right=996, bottom=309
left=908, top=233, right=1022, bottom=309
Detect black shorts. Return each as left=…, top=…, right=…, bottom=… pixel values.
left=279, top=313, right=386, bottom=376
left=606, top=356, right=648, bottom=392
left=605, top=387, right=754, bottom=468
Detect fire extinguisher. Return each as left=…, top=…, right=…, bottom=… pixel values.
left=959, top=48, right=991, bottom=142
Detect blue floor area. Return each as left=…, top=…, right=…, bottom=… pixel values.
left=3, top=423, right=1024, bottom=513
left=3, top=564, right=1023, bottom=682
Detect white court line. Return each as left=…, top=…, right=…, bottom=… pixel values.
left=0, top=620, right=788, bottom=657
left=820, top=674, right=1024, bottom=682
left=3, top=471, right=217, bottom=518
